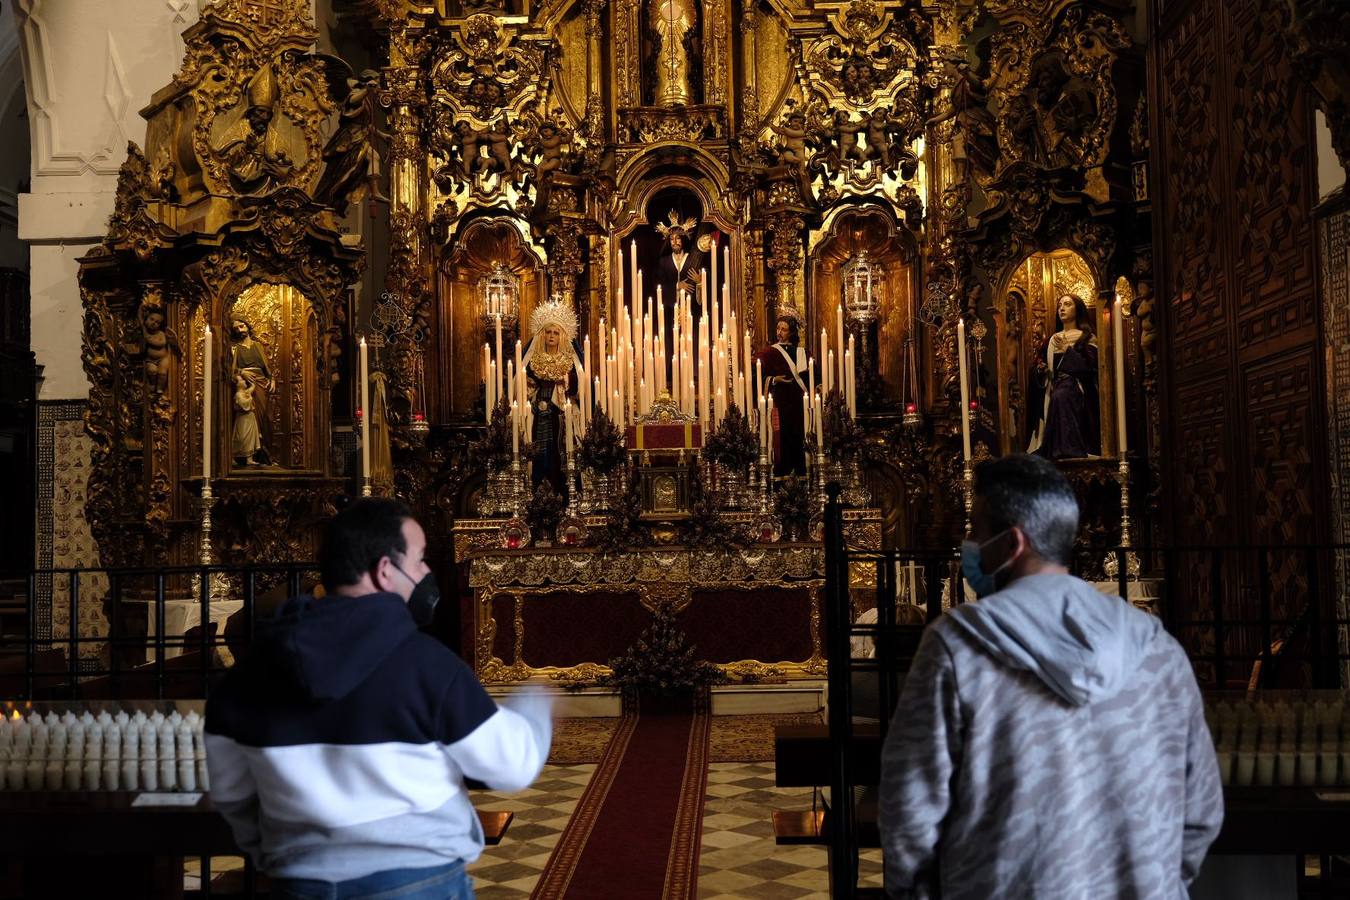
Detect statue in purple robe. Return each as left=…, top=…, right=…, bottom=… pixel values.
left=1027, top=294, right=1100, bottom=459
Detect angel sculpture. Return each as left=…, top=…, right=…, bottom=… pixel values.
left=475, top=116, right=515, bottom=180
left=314, top=69, right=390, bottom=215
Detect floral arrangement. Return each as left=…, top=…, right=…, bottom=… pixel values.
left=603, top=603, right=724, bottom=698
left=774, top=475, right=812, bottom=541
left=525, top=480, right=566, bottom=541
left=681, top=460, right=739, bottom=550
left=579, top=408, right=627, bottom=474
left=702, top=403, right=759, bottom=472
left=472, top=399, right=514, bottom=472
left=600, top=465, right=648, bottom=553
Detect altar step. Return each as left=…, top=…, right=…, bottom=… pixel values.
left=485, top=679, right=826, bottom=717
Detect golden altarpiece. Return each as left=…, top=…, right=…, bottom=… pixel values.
left=78, top=0, right=1154, bottom=685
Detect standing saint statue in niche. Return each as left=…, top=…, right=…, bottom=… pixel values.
left=229, top=317, right=274, bottom=467
left=522, top=298, right=584, bottom=497
left=1027, top=294, right=1100, bottom=459
left=649, top=0, right=698, bottom=105
left=754, top=316, right=810, bottom=478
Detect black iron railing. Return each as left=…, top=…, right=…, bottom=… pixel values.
left=0, top=563, right=319, bottom=702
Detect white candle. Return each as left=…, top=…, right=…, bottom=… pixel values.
left=1113, top=298, right=1128, bottom=456
left=756, top=358, right=764, bottom=406
left=359, top=336, right=370, bottom=485
left=511, top=401, right=520, bottom=456
left=737, top=372, right=745, bottom=417
left=826, top=349, right=835, bottom=397
left=808, top=358, right=815, bottom=408
left=847, top=333, right=857, bottom=418
left=599, top=321, right=608, bottom=418
left=836, top=305, right=846, bottom=393
left=767, top=396, right=775, bottom=466
left=759, top=394, right=768, bottom=451
left=593, top=376, right=601, bottom=427
left=815, top=394, right=824, bottom=451
left=565, top=402, right=573, bottom=457
left=957, top=318, right=972, bottom=463
left=710, top=239, right=718, bottom=326
left=494, top=313, right=504, bottom=405
left=802, top=392, right=810, bottom=443
left=202, top=325, right=212, bottom=482
left=514, top=338, right=523, bottom=398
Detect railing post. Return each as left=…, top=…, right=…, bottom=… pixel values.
left=1211, top=549, right=1226, bottom=690
left=109, top=572, right=121, bottom=697
left=68, top=570, right=79, bottom=698
left=200, top=562, right=212, bottom=696
left=25, top=571, right=35, bottom=700
left=154, top=572, right=167, bottom=701
left=1257, top=549, right=1272, bottom=690
left=822, top=482, right=856, bottom=899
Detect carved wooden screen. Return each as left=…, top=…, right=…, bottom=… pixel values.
left=1152, top=0, right=1331, bottom=678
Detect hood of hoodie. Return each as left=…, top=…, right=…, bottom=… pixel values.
left=947, top=573, right=1161, bottom=706
left=247, top=592, right=418, bottom=703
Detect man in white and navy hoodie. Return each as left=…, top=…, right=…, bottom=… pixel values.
left=206, top=497, right=551, bottom=900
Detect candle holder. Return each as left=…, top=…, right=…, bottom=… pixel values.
left=816, top=450, right=828, bottom=510
left=962, top=461, right=974, bottom=534
left=360, top=475, right=373, bottom=498
left=1104, top=455, right=1141, bottom=578
left=199, top=481, right=215, bottom=567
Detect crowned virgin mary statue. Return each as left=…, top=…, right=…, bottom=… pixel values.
left=522, top=297, right=586, bottom=496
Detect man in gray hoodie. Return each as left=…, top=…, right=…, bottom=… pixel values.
left=878, top=454, right=1223, bottom=899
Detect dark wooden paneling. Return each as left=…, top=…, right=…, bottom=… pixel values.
left=1152, top=0, right=1331, bottom=662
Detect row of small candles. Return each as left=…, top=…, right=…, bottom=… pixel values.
left=1207, top=697, right=1350, bottom=787
left=480, top=242, right=861, bottom=456
left=0, top=708, right=207, bottom=792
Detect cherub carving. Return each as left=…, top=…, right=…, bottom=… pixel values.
left=123, top=296, right=180, bottom=393
left=834, top=111, right=867, bottom=164
left=475, top=116, right=515, bottom=179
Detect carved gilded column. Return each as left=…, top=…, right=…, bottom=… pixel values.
left=743, top=227, right=767, bottom=344
left=613, top=0, right=640, bottom=109
left=702, top=0, right=729, bottom=108
left=380, top=26, right=429, bottom=419
left=738, top=6, right=759, bottom=136
left=585, top=0, right=606, bottom=93
left=767, top=213, right=805, bottom=323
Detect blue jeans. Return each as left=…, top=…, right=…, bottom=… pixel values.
left=271, top=861, right=473, bottom=900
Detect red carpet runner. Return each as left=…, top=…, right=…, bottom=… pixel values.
left=531, top=708, right=712, bottom=900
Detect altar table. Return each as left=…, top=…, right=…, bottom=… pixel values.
left=453, top=511, right=882, bottom=685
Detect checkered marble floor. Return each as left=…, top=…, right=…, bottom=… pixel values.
left=698, top=763, right=884, bottom=900
left=468, top=761, right=883, bottom=900
left=469, top=763, right=597, bottom=899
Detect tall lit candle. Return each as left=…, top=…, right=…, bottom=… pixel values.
left=957, top=318, right=972, bottom=463
left=1113, top=299, right=1128, bottom=455
left=758, top=394, right=767, bottom=450
left=593, top=376, right=601, bottom=427
left=756, top=358, right=764, bottom=406
left=494, top=314, right=504, bottom=404
left=767, top=396, right=775, bottom=466
left=565, top=402, right=573, bottom=458
left=202, top=326, right=212, bottom=482
left=836, top=305, right=846, bottom=393
left=514, top=338, right=523, bottom=400
left=814, top=393, right=824, bottom=450
left=802, top=392, right=810, bottom=445
left=710, top=235, right=718, bottom=321
left=359, top=336, right=371, bottom=486
left=826, top=349, right=835, bottom=397
left=808, top=357, right=816, bottom=410
left=511, top=400, right=520, bottom=457
left=842, top=333, right=853, bottom=420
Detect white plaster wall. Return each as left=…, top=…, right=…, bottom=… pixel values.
left=14, top=0, right=202, bottom=399
left=1316, top=110, right=1346, bottom=202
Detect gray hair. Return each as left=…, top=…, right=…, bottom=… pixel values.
left=973, top=454, right=1079, bottom=565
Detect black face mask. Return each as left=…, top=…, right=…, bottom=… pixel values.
left=393, top=564, right=440, bottom=626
